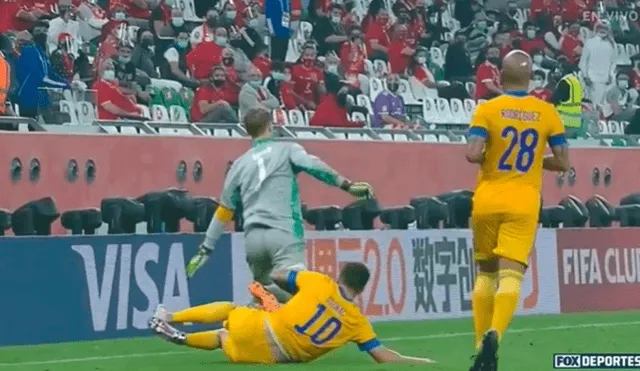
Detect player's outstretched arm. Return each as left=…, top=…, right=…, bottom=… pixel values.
left=186, top=205, right=235, bottom=279
left=368, top=346, right=436, bottom=365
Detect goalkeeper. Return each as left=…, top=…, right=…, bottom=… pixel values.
left=187, top=107, right=375, bottom=306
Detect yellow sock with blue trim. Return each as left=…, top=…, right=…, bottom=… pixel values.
left=472, top=271, right=498, bottom=349
left=185, top=330, right=222, bottom=350
left=171, top=302, right=234, bottom=324
left=491, top=269, right=524, bottom=342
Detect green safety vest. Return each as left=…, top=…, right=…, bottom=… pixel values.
left=556, top=74, right=583, bottom=129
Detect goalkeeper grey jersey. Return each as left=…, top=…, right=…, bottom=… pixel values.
left=219, top=139, right=344, bottom=240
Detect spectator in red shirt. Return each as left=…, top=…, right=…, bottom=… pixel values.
left=340, top=28, right=367, bottom=75
left=388, top=25, right=416, bottom=75
left=190, top=8, right=218, bottom=47
left=102, top=2, right=128, bottom=42
left=560, top=20, right=583, bottom=64
left=113, top=0, right=150, bottom=24
left=191, top=65, right=238, bottom=123
left=562, top=0, right=587, bottom=23
left=631, top=60, right=640, bottom=89
left=365, top=7, right=391, bottom=59
left=291, top=45, right=325, bottom=109
left=530, top=0, right=560, bottom=22
left=222, top=48, right=241, bottom=105
left=518, top=22, right=547, bottom=55
left=186, top=27, right=225, bottom=81
left=265, top=61, right=297, bottom=109
left=361, top=0, right=384, bottom=34
left=50, top=33, right=74, bottom=83
left=475, top=44, right=502, bottom=100
left=408, top=46, right=439, bottom=89
left=252, top=47, right=272, bottom=79
left=310, top=71, right=363, bottom=128
left=93, top=59, right=143, bottom=120
left=494, top=31, right=513, bottom=59
left=3, top=0, right=49, bottom=32
left=530, top=70, right=552, bottom=101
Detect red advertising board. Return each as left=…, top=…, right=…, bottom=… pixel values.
left=557, top=228, right=640, bottom=313
left=0, top=132, right=639, bottom=233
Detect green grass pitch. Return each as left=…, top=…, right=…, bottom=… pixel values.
left=1, top=311, right=639, bottom=371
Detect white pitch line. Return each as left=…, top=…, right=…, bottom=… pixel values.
left=1, top=320, right=639, bottom=367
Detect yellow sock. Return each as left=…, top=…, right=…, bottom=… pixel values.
left=171, top=302, right=234, bottom=324
left=491, top=269, right=524, bottom=342
left=185, top=330, right=221, bottom=350
left=472, top=271, right=498, bottom=349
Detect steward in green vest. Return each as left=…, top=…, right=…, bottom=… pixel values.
left=551, top=71, right=584, bottom=138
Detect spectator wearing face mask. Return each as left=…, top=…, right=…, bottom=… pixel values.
left=239, top=66, right=280, bottom=120
left=518, top=22, right=546, bottom=55
left=388, top=25, right=416, bottom=75
left=191, top=65, right=239, bottom=123
left=530, top=70, right=552, bottom=101
left=408, top=47, right=440, bottom=90
left=265, top=61, right=296, bottom=109
left=150, top=0, right=182, bottom=45
left=186, top=27, right=227, bottom=82
left=493, top=31, right=513, bottom=59
left=103, top=3, right=129, bottom=42
left=310, top=72, right=363, bottom=128
left=466, top=13, right=490, bottom=63
left=220, top=1, right=237, bottom=28
left=252, top=46, right=272, bottom=78
left=579, top=21, right=616, bottom=105
left=291, top=45, right=325, bottom=109
left=313, top=4, right=349, bottom=55
left=48, top=5, right=79, bottom=53
left=191, top=9, right=219, bottom=47
left=230, top=7, right=265, bottom=60
left=50, top=33, right=75, bottom=83
left=559, top=20, right=583, bottom=65
left=222, top=48, right=241, bottom=104
left=340, top=28, right=367, bottom=77
left=163, top=30, right=199, bottom=88
left=17, top=27, right=69, bottom=119
left=372, top=74, right=408, bottom=128
left=94, top=20, right=126, bottom=71
left=603, top=72, right=638, bottom=121
left=132, top=30, right=157, bottom=78
left=93, top=59, right=143, bottom=120
left=114, top=42, right=138, bottom=97
left=365, top=7, right=391, bottom=60
left=474, top=44, right=502, bottom=100
left=445, top=31, right=473, bottom=82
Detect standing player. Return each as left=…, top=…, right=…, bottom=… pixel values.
left=186, top=107, right=374, bottom=306
left=149, top=263, right=435, bottom=365
left=465, top=50, right=570, bottom=371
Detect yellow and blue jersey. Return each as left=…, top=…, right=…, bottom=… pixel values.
left=468, top=91, right=566, bottom=214
left=267, top=271, right=380, bottom=362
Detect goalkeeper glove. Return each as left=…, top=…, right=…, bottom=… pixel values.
left=186, top=244, right=213, bottom=279
left=345, top=181, right=375, bottom=200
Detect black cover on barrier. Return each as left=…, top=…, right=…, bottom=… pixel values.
left=12, top=197, right=60, bottom=236
left=137, top=189, right=192, bottom=233
left=305, top=206, right=342, bottom=231
left=342, top=199, right=380, bottom=230
left=436, top=190, right=473, bottom=228
left=0, top=209, right=11, bottom=236
left=585, top=195, right=616, bottom=227
left=410, top=196, right=448, bottom=229
left=559, top=195, right=589, bottom=227
left=186, top=197, right=219, bottom=232
left=540, top=205, right=565, bottom=228
left=101, top=197, right=145, bottom=234
left=61, top=208, right=102, bottom=235
left=380, top=206, right=415, bottom=230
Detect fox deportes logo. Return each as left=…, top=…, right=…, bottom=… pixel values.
left=554, top=354, right=640, bottom=369
left=582, top=10, right=640, bottom=22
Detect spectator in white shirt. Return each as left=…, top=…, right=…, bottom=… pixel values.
left=48, top=5, right=80, bottom=54
left=239, top=66, right=280, bottom=120
left=190, top=8, right=219, bottom=47
left=579, top=21, right=616, bottom=105
left=603, top=72, right=638, bottom=121
left=163, top=29, right=198, bottom=88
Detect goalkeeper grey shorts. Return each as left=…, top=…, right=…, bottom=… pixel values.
left=244, top=226, right=306, bottom=285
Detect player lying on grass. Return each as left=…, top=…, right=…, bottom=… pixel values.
left=149, top=262, right=435, bottom=365
left=466, top=50, right=570, bottom=371
left=185, top=107, right=374, bottom=304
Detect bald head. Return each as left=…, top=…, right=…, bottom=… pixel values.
left=501, top=49, right=532, bottom=89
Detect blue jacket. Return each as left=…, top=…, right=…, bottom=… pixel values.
left=16, top=45, right=69, bottom=110
left=265, top=0, right=291, bottom=38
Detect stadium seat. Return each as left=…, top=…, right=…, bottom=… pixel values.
left=449, top=98, right=467, bottom=124
left=410, top=196, right=448, bottom=229
left=438, top=134, right=450, bottom=142
left=341, top=199, right=380, bottom=230
left=304, top=110, right=315, bottom=124
left=356, top=94, right=373, bottom=114
left=289, top=109, right=305, bottom=126
left=380, top=206, right=415, bottom=229
left=423, top=97, right=438, bottom=122
left=176, top=0, right=201, bottom=22
left=465, top=82, right=476, bottom=97
left=151, top=105, right=170, bottom=121
left=369, top=77, right=385, bottom=101
left=597, top=120, right=609, bottom=134
left=463, top=98, right=476, bottom=117
left=586, top=195, right=616, bottom=227
left=436, top=190, right=473, bottom=228
left=60, top=100, right=79, bottom=125
left=304, top=206, right=342, bottom=230
left=559, top=195, right=589, bottom=227
left=273, top=108, right=289, bottom=125
left=430, top=47, right=444, bottom=68
left=60, top=208, right=102, bottom=235
left=150, top=78, right=183, bottom=91
left=423, top=134, right=438, bottom=142
left=398, top=79, right=418, bottom=103
left=540, top=205, right=565, bottom=228
left=0, top=209, right=11, bottom=236
left=608, top=120, right=623, bottom=134
left=12, top=197, right=60, bottom=236
left=101, top=197, right=145, bottom=234
left=364, top=59, right=374, bottom=76
left=627, top=43, right=638, bottom=56
left=137, top=189, right=191, bottom=233
left=616, top=43, right=626, bottom=56
left=372, top=59, right=389, bottom=78
left=77, top=101, right=96, bottom=124
left=185, top=197, right=218, bottom=232
left=169, top=105, right=188, bottom=123
left=137, top=104, right=151, bottom=119
left=351, top=111, right=369, bottom=126
left=378, top=132, right=393, bottom=140
left=435, top=98, right=454, bottom=124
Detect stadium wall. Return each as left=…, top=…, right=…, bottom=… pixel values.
left=2, top=228, right=639, bottom=346
left=1, top=132, right=640, bottom=234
